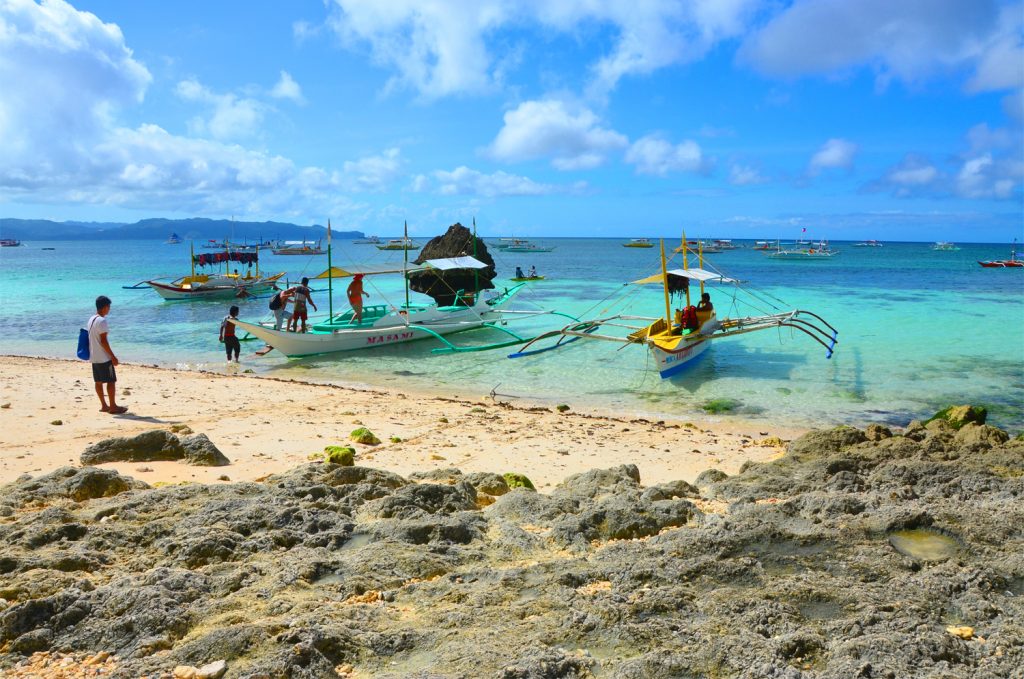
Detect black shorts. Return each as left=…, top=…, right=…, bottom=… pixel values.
left=92, top=361, right=116, bottom=384
left=224, top=336, right=241, bottom=356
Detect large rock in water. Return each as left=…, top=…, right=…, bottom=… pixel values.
left=408, top=223, right=496, bottom=306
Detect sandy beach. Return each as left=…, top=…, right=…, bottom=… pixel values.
left=0, top=355, right=800, bottom=489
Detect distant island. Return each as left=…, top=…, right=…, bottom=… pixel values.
left=0, top=217, right=363, bottom=242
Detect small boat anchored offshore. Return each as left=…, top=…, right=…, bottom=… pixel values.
left=623, top=238, right=654, bottom=248
left=376, top=237, right=420, bottom=251
left=978, top=240, right=1023, bottom=268
left=143, top=244, right=284, bottom=300
left=273, top=240, right=326, bottom=255
left=165, top=233, right=182, bottom=244
left=932, top=241, right=961, bottom=251
left=510, top=234, right=838, bottom=379
left=767, top=239, right=839, bottom=260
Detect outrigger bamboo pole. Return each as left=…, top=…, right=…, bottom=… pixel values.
left=660, top=239, right=671, bottom=328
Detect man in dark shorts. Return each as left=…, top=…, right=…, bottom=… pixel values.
left=88, top=295, right=127, bottom=414
left=220, top=305, right=241, bottom=362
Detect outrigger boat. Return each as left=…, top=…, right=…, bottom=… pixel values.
left=853, top=240, right=883, bottom=247
left=353, top=235, right=381, bottom=245
left=510, top=237, right=838, bottom=379
left=143, top=244, right=284, bottom=300
left=767, top=239, right=838, bottom=260
left=623, top=238, right=654, bottom=248
left=165, top=233, right=182, bottom=244
left=376, top=237, right=420, bottom=251
left=273, top=240, right=325, bottom=255
left=505, top=241, right=555, bottom=253
left=932, top=241, right=960, bottom=251
left=236, top=221, right=576, bottom=358
left=979, top=239, right=1023, bottom=268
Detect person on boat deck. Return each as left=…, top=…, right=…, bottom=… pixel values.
left=528, top=265, right=537, bottom=278
left=697, top=292, right=713, bottom=312
left=347, top=274, right=370, bottom=324
left=515, top=266, right=525, bottom=278
left=219, top=305, right=241, bottom=362
left=288, top=278, right=317, bottom=333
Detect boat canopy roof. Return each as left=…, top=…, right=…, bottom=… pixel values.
left=631, top=267, right=736, bottom=285
left=315, top=256, right=487, bottom=279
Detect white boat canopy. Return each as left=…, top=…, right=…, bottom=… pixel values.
left=315, top=256, right=487, bottom=279
left=631, top=267, right=736, bottom=285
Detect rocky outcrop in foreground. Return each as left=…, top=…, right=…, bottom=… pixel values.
left=1, top=415, right=1022, bottom=678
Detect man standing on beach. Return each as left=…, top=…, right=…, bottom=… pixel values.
left=88, top=296, right=127, bottom=414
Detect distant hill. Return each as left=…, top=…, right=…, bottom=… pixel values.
left=0, top=217, right=363, bottom=242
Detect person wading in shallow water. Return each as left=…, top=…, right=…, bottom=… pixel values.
left=87, top=295, right=127, bottom=415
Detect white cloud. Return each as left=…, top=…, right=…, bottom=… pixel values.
left=413, top=166, right=584, bottom=197
left=175, top=78, right=264, bottom=140
left=809, top=138, right=858, bottom=174
left=0, top=0, right=393, bottom=218
left=325, top=0, right=508, bottom=99
left=729, top=164, right=768, bottom=185
left=341, top=147, right=404, bottom=191
left=488, top=99, right=627, bottom=170
left=0, top=0, right=151, bottom=165
left=270, top=70, right=304, bottom=103
left=739, top=0, right=1023, bottom=94
left=324, top=0, right=759, bottom=99
left=624, top=135, right=705, bottom=176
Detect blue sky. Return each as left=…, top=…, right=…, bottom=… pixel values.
left=0, top=0, right=1021, bottom=241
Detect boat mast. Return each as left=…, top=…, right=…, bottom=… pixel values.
left=698, top=239, right=705, bottom=298
left=327, top=219, right=334, bottom=320
left=681, top=230, right=691, bottom=308
left=190, top=241, right=195, bottom=278
left=403, top=220, right=410, bottom=310
left=472, top=217, right=478, bottom=297
left=660, top=239, right=671, bottom=327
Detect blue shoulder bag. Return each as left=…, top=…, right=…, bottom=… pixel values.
left=77, top=317, right=94, bottom=360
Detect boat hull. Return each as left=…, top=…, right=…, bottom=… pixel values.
left=650, top=338, right=710, bottom=378
left=234, top=285, right=523, bottom=357
left=146, top=275, right=282, bottom=301
left=979, top=260, right=1023, bottom=268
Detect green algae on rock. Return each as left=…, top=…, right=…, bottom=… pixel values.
left=349, top=427, right=381, bottom=445
left=322, top=446, right=355, bottom=466
left=925, top=404, right=987, bottom=430
left=502, top=472, right=535, bottom=491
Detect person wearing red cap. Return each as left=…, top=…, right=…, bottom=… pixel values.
left=347, top=274, right=369, bottom=324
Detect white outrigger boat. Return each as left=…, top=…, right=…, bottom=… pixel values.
left=143, top=244, right=284, bottom=300
left=510, top=237, right=838, bottom=379
left=235, top=221, right=575, bottom=358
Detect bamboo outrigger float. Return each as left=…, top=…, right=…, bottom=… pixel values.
left=510, top=234, right=838, bottom=379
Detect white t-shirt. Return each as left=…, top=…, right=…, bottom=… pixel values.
left=87, top=314, right=112, bottom=363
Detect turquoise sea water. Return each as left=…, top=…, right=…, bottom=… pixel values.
left=1, top=238, right=1022, bottom=431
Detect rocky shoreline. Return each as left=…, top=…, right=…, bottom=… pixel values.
left=1, top=409, right=1022, bottom=678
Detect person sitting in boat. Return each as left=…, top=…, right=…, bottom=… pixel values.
left=528, top=265, right=537, bottom=278
left=697, top=292, right=713, bottom=312
left=515, top=266, right=525, bottom=279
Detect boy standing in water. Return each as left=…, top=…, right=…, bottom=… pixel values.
left=220, top=305, right=241, bottom=362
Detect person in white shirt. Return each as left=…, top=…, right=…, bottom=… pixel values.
left=87, top=295, right=127, bottom=414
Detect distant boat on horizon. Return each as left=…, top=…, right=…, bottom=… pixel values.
left=165, top=232, right=182, bottom=244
